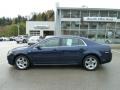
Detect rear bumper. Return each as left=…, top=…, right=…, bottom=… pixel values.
left=101, top=52, right=112, bottom=64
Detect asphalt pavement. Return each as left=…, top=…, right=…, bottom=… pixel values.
left=0, top=41, right=120, bottom=90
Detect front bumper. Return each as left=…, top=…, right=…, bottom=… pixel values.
left=7, top=54, right=15, bottom=65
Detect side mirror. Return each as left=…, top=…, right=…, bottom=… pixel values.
left=35, top=46, right=41, bottom=50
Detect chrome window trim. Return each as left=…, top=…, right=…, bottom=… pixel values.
left=80, top=39, right=87, bottom=46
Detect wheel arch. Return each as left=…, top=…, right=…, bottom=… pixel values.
left=82, top=53, right=101, bottom=64
left=13, top=54, right=32, bottom=65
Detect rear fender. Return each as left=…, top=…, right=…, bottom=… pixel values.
left=81, top=51, right=102, bottom=64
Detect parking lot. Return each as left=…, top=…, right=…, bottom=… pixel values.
left=0, top=41, right=120, bottom=90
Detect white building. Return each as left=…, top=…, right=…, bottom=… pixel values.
left=26, top=21, right=54, bottom=37
left=26, top=5, right=120, bottom=43
left=55, top=6, right=120, bottom=43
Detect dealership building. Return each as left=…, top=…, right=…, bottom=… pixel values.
left=26, top=6, right=120, bottom=43
left=26, top=21, right=54, bottom=37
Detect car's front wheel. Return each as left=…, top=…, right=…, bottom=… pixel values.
left=23, top=39, right=27, bottom=43
left=83, top=55, right=99, bottom=71
left=17, top=41, right=19, bottom=44
left=15, top=55, right=30, bottom=70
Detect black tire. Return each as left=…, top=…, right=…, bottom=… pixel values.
left=105, top=40, right=110, bottom=44
left=15, top=55, right=30, bottom=70
left=83, top=55, right=99, bottom=71
left=23, top=39, right=27, bottom=43
left=17, top=41, right=19, bottom=44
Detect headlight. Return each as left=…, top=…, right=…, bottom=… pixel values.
left=7, top=50, right=13, bottom=56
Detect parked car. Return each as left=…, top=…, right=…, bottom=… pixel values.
left=28, top=36, right=42, bottom=45
left=7, top=35, right=112, bottom=71
left=16, top=35, right=28, bottom=43
left=3, top=37, right=9, bottom=41
left=9, top=36, right=16, bottom=41
left=0, top=37, right=3, bottom=41
left=0, top=37, right=9, bottom=41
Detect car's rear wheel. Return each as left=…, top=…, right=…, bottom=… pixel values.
left=83, top=55, right=99, bottom=71
left=15, top=55, right=30, bottom=70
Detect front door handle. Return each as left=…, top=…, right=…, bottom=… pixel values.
left=52, top=49, right=57, bottom=52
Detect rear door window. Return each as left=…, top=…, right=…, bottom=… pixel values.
left=61, top=37, right=85, bottom=46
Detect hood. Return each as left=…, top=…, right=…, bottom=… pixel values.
left=12, top=45, right=30, bottom=51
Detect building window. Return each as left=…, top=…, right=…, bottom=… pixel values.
left=80, top=30, right=88, bottom=37
left=81, top=10, right=89, bottom=17
left=89, top=23, right=97, bottom=29
left=100, top=11, right=108, bottom=17
left=70, top=30, right=79, bottom=35
left=106, top=23, right=115, bottom=30
left=105, top=23, right=115, bottom=39
left=61, top=30, right=70, bottom=35
left=80, top=23, right=88, bottom=29
left=116, top=23, right=120, bottom=29
left=97, top=29, right=106, bottom=39
left=61, top=10, right=71, bottom=18
left=90, top=11, right=99, bottom=17
left=61, top=21, right=70, bottom=30
left=88, top=30, right=96, bottom=39
left=71, top=21, right=79, bottom=29
left=71, top=10, right=80, bottom=18
left=98, top=22, right=106, bottom=29
left=118, top=12, right=120, bottom=19
left=115, top=23, right=120, bottom=39
left=109, top=11, right=117, bottom=17
left=30, top=30, right=40, bottom=36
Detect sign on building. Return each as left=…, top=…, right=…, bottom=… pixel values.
left=34, top=25, right=49, bottom=29
left=83, top=17, right=117, bottom=22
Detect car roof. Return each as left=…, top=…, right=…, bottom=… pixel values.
left=45, top=35, right=82, bottom=39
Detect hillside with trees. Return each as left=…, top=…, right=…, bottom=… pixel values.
left=0, top=10, right=54, bottom=37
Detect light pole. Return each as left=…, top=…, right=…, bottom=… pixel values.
left=17, top=24, right=20, bottom=36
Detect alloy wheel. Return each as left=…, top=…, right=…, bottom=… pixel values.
left=83, top=56, right=99, bottom=71
left=15, top=56, right=30, bottom=70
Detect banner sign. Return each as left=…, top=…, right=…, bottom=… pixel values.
left=83, top=17, right=117, bottom=22
left=34, top=25, right=49, bottom=29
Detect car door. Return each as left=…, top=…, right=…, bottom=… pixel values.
left=58, top=37, right=86, bottom=64
left=29, top=37, right=61, bottom=64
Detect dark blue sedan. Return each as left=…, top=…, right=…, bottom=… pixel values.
left=7, top=36, right=112, bottom=71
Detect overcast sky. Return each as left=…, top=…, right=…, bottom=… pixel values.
left=0, top=0, right=120, bottom=18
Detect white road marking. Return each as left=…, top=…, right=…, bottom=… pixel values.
left=112, top=50, right=120, bottom=54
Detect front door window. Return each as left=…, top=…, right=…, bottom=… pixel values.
left=40, top=38, right=60, bottom=47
